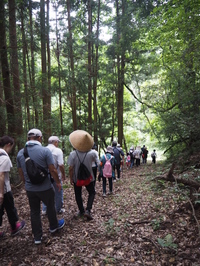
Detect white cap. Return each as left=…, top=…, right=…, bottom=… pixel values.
left=27, top=128, right=42, bottom=137
left=48, top=136, right=61, bottom=143
left=117, top=144, right=121, bottom=147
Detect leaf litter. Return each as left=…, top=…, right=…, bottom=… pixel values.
left=0, top=162, right=200, bottom=265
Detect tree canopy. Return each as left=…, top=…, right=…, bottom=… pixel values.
left=0, top=0, right=199, bottom=156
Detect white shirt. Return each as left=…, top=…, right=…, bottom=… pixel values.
left=46, top=144, right=64, bottom=180
left=0, top=148, right=12, bottom=193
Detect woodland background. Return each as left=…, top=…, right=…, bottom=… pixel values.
left=0, top=0, right=200, bottom=159
left=1, top=1, right=200, bottom=264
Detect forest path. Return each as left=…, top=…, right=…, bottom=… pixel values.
left=0, top=162, right=200, bottom=265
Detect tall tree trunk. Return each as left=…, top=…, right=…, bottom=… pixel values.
left=88, top=0, right=92, bottom=133
left=0, top=0, right=15, bottom=135
left=20, top=7, right=30, bottom=130
left=29, top=0, right=39, bottom=127
left=116, top=0, right=120, bottom=142
left=67, top=0, right=77, bottom=131
left=118, top=0, right=125, bottom=146
left=0, top=61, right=6, bottom=136
left=46, top=0, right=52, bottom=135
left=40, top=0, right=51, bottom=141
left=93, top=0, right=100, bottom=145
left=8, top=0, right=23, bottom=147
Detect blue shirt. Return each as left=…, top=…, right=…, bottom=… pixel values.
left=17, top=141, right=55, bottom=192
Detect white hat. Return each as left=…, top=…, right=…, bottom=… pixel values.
left=106, top=146, right=113, bottom=154
left=48, top=136, right=61, bottom=143
left=27, top=128, right=42, bottom=137
left=69, top=130, right=94, bottom=152
left=117, top=144, right=121, bottom=147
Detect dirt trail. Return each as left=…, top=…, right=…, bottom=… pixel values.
left=0, top=162, right=200, bottom=265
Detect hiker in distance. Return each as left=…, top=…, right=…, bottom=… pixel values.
left=67, top=130, right=99, bottom=220
left=42, top=136, right=66, bottom=215
left=0, top=136, right=25, bottom=237
left=17, top=129, right=65, bottom=245
left=112, top=141, right=124, bottom=180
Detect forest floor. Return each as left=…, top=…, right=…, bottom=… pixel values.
left=0, top=159, right=200, bottom=266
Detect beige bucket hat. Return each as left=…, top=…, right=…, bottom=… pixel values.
left=69, top=130, right=94, bottom=152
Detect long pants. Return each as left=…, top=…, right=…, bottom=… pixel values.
left=92, top=166, right=97, bottom=187
left=26, top=188, right=58, bottom=241
left=136, top=158, right=140, bottom=166
left=102, top=177, right=113, bottom=194
left=114, top=163, right=121, bottom=179
left=0, top=191, right=18, bottom=230
left=74, top=181, right=95, bottom=214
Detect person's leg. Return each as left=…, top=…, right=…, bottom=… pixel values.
left=74, top=184, right=84, bottom=213
left=116, top=164, right=120, bottom=179
left=112, top=165, right=116, bottom=181
left=26, top=191, right=43, bottom=241
left=92, top=167, right=97, bottom=187
left=108, top=177, right=113, bottom=193
left=102, top=176, right=106, bottom=194
left=4, top=191, right=19, bottom=230
left=42, top=202, right=47, bottom=213
left=0, top=201, right=4, bottom=227
left=85, top=181, right=95, bottom=211
left=40, top=188, right=58, bottom=230
left=53, top=181, right=62, bottom=212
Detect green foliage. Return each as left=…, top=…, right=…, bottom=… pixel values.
left=151, top=218, right=162, bottom=231
left=157, top=234, right=177, bottom=249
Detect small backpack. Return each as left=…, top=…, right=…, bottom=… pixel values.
left=76, top=151, right=92, bottom=186
left=23, top=146, right=48, bottom=184
left=103, top=155, right=113, bottom=178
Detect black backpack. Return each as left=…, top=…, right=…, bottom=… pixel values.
left=76, top=151, right=92, bottom=186
left=23, top=146, right=48, bottom=184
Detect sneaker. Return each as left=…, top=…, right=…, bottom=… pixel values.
left=57, top=208, right=65, bottom=214
left=74, top=211, right=85, bottom=219
left=41, top=210, right=47, bottom=215
left=84, top=210, right=93, bottom=220
left=11, top=220, right=25, bottom=236
left=113, top=179, right=116, bottom=183
left=34, top=239, right=42, bottom=245
left=49, top=219, right=65, bottom=233
left=103, top=193, right=106, bottom=197
left=108, top=191, right=113, bottom=195
left=0, top=232, right=4, bottom=238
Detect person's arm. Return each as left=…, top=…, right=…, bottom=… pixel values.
left=0, top=172, right=5, bottom=207
left=69, top=166, right=74, bottom=185
left=59, top=164, right=66, bottom=181
left=18, top=168, right=25, bottom=184
left=48, top=164, right=61, bottom=191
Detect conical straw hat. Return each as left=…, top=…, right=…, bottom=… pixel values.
left=69, top=130, right=94, bottom=152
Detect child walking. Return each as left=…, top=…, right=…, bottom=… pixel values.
left=126, top=153, right=131, bottom=169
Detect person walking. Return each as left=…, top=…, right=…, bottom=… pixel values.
left=67, top=130, right=99, bottom=220
left=112, top=141, right=124, bottom=180
left=129, top=146, right=135, bottom=168
left=134, top=146, right=142, bottom=167
left=99, top=146, right=115, bottom=197
left=17, top=129, right=65, bottom=245
left=42, top=136, right=66, bottom=215
left=151, top=149, right=157, bottom=164
left=142, top=147, right=148, bottom=164
left=91, top=143, right=99, bottom=187
left=0, top=136, right=25, bottom=237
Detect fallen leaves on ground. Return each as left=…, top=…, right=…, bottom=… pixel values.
left=0, top=162, right=200, bottom=265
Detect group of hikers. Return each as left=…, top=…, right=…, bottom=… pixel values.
left=125, top=145, right=157, bottom=168
left=0, top=129, right=157, bottom=245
